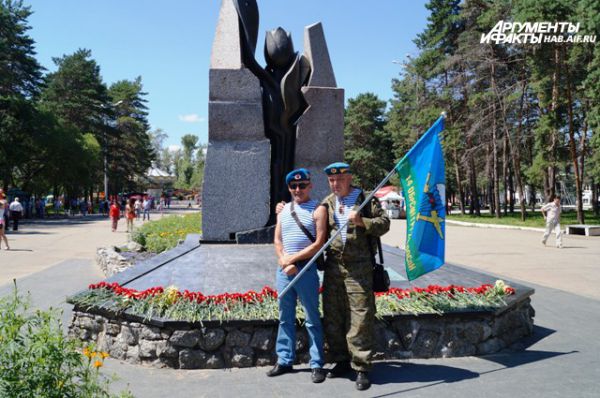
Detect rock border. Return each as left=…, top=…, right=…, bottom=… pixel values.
left=69, top=296, right=534, bottom=369
left=96, top=242, right=149, bottom=277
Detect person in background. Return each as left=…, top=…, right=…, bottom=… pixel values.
left=142, top=196, right=151, bottom=221
left=125, top=198, right=136, bottom=233
left=0, top=189, right=8, bottom=228
left=134, top=198, right=142, bottom=219
left=80, top=198, right=88, bottom=217
left=109, top=200, right=120, bottom=232
left=541, top=195, right=562, bottom=248
left=0, top=201, right=9, bottom=250
left=9, top=197, right=24, bottom=231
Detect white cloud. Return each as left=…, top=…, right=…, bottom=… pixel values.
left=168, top=144, right=181, bottom=152
left=178, top=114, right=205, bottom=123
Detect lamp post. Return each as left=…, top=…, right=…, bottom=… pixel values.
left=104, top=100, right=124, bottom=201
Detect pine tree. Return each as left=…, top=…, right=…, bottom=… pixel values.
left=0, top=0, right=44, bottom=189
left=344, top=93, right=393, bottom=188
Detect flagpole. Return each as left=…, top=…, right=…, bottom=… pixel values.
left=278, top=112, right=446, bottom=299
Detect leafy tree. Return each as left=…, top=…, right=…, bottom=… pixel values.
left=175, top=134, right=201, bottom=188
left=0, top=0, right=44, bottom=189
left=344, top=93, right=393, bottom=188
left=107, top=77, right=154, bottom=194
left=41, top=49, right=111, bottom=139
left=579, top=0, right=600, bottom=215
left=39, top=49, right=111, bottom=199
left=149, top=128, right=168, bottom=169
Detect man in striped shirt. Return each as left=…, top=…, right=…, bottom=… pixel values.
left=267, top=168, right=328, bottom=383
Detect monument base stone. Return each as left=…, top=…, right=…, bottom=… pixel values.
left=202, top=140, right=270, bottom=241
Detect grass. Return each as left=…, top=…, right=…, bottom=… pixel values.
left=447, top=209, right=600, bottom=228
left=132, top=212, right=201, bottom=253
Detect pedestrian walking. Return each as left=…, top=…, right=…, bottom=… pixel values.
left=134, top=198, right=142, bottom=219
left=126, top=198, right=135, bottom=233
left=80, top=199, right=88, bottom=217
left=541, top=195, right=562, bottom=248
left=109, top=201, right=120, bottom=232
left=70, top=198, right=77, bottom=216
left=142, top=197, right=151, bottom=221
left=9, top=197, right=24, bottom=231
left=0, top=189, right=8, bottom=228
left=0, top=201, right=9, bottom=250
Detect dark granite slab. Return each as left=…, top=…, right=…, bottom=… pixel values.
left=110, top=236, right=533, bottom=303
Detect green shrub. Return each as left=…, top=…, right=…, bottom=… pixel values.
left=132, top=213, right=201, bottom=253
left=0, top=283, right=132, bottom=398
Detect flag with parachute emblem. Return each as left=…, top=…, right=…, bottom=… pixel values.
left=396, top=115, right=446, bottom=280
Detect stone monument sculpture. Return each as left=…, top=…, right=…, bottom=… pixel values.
left=202, top=0, right=344, bottom=242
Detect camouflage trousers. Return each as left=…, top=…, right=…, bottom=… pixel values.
left=322, top=257, right=374, bottom=372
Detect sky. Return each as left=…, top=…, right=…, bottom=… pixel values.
left=25, top=0, right=431, bottom=149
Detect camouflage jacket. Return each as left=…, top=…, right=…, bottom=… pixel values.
left=321, top=189, right=390, bottom=264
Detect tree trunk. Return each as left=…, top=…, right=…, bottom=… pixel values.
left=546, top=46, right=561, bottom=202
left=579, top=103, right=588, bottom=213
left=565, top=67, right=584, bottom=223
left=452, top=146, right=466, bottom=214
left=491, top=62, right=501, bottom=218
left=508, top=165, right=515, bottom=213
left=503, top=124, right=509, bottom=215
left=516, top=78, right=528, bottom=221
left=486, top=143, right=494, bottom=215
left=466, top=134, right=480, bottom=215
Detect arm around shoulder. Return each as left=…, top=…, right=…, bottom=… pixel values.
left=314, top=204, right=328, bottom=246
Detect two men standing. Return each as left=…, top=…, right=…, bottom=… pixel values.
left=269, top=162, right=390, bottom=391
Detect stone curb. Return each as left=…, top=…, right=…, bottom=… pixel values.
left=69, top=296, right=535, bottom=369
left=446, top=220, right=546, bottom=232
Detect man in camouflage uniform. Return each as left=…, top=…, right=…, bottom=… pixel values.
left=321, top=162, right=390, bottom=391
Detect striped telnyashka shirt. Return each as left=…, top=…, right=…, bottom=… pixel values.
left=281, top=199, right=318, bottom=254
left=334, top=188, right=362, bottom=245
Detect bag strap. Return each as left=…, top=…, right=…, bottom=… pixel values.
left=358, top=191, right=384, bottom=265
left=290, top=201, right=316, bottom=243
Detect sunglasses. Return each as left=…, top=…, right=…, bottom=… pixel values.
left=288, top=182, right=309, bottom=190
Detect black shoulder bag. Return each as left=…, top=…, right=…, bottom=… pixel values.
left=289, top=201, right=326, bottom=271
left=359, top=192, right=390, bottom=293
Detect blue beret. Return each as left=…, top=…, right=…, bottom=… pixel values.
left=324, top=162, right=351, bottom=175
left=285, top=168, right=311, bottom=185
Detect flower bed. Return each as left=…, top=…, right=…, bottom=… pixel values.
left=68, top=279, right=534, bottom=369
left=70, top=280, right=516, bottom=324
left=131, top=213, right=201, bottom=253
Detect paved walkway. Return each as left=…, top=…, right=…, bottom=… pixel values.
left=381, top=220, right=600, bottom=300
left=0, top=215, right=127, bottom=286
left=0, top=216, right=598, bottom=397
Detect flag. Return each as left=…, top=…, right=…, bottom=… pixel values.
left=396, top=115, right=446, bottom=280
